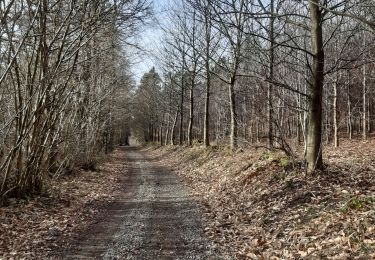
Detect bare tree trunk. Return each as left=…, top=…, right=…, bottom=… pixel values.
left=203, top=73, right=210, bottom=147
left=187, top=11, right=198, bottom=147
left=325, top=93, right=330, bottom=144
left=165, top=114, right=170, bottom=146
left=347, top=80, right=352, bottom=139
left=179, top=78, right=184, bottom=145
left=367, top=94, right=372, bottom=134
left=229, top=77, right=237, bottom=150
left=267, top=0, right=275, bottom=150
left=171, top=110, right=178, bottom=145
left=306, top=0, right=324, bottom=172
left=362, top=64, right=367, bottom=140
left=187, top=84, right=194, bottom=146
left=203, top=2, right=211, bottom=148
left=333, top=78, right=339, bottom=147
left=159, top=124, right=163, bottom=146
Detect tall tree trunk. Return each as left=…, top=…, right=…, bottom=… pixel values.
left=267, top=0, right=275, bottom=150
left=187, top=11, right=197, bottom=147
left=179, top=78, right=184, bottom=145
left=165, top=114, right=170, bottom=146
left=362, top=64, right=367, bottom=140
left=325, top=93, right=330, bottom=144
left=187, top=83, right=194, bottom=146
left=159, top=124, right=163, bottom=146
left=171, top=110, right=178, bottom=145
left=367, top=97, right=372, bottom=134
left=229, top=77, right=237, bottom=150
left=333, top=78, right=339, bottom=147
left=347, top=79, right=352, bottom=139
left=203, top=74, right=210, bottom=147
left=306, top=0, right=324, bottom=172
left=203, top=2, right=211, bottom=148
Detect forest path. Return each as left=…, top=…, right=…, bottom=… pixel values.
left=64, top=146, right=214, bottom=259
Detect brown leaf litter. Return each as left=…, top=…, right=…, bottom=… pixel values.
left=0, top=149, right=127, bottom=259
left=145, top=139, right=375, bottom=259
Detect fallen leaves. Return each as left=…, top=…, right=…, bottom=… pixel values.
left=146, top=139, right=375, bottom=259
left=0, top=149, right=126, bottom=259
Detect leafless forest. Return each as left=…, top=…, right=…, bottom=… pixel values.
left=133, top=0, right=374, bottom=170
left=130, top=1, right=375, bottom=255
left=0, top=0, right=149, bottom=198
left=1, top=0, right=375, bottom=258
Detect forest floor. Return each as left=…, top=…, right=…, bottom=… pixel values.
left=0, top=147, right=217, bottom=259
left=0, top=150, right=124, bottom=259
left=1, top=141, right=375, bottom=259
left=145, top=139, right=375, bottom=259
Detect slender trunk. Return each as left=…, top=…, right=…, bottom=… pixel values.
left=165, top=115, right=170, bottom=146
left=333, top=78, right=339, bottom=147
left=187, top=83, right=194, bottom=146
left=268, top=0, right=275, bottom=150
left=297, top=80, right=303, bottom=144
left=297, top=113, right=301, bottom=143
left=166, top=82, right=172, bottom=145
left=229, top=78, right=237, bottom=150
left=148, top=123, right=152, bottom=142
left=347, top=81, right=352, bottom=139
left=367, top=97, right=372, bottom=134
left=325, top=94, right=330, bottom=144
left=306, top=0, right=324, bottom=172
left=171, top=110, right=178, bottom=145
left=154, top=125, right=157, bottom=143
left=363, top=64, right=367, bottom=140
left=203, top=77, right=210, bottom=147
left=159, top=124, right=163, bottom=146
left=179, top=79, right=184, bottom=145
left=203, top=3, right=211, bottom=147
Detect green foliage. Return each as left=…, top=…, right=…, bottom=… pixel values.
left=279, top=157, right=289, bottom=168
left=260, top=151, right=273, bottom=161
left=259, top=152, right=290, bottom=168
left=342, top=196, right=374, bottom=213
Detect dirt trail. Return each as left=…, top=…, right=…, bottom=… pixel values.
left=64, top=147, right=215, bottom=259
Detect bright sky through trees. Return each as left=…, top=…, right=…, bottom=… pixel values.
left=131, top=0, right=170, bottom=83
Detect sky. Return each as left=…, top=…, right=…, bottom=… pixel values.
left=129, top=0, right=171, bottom=84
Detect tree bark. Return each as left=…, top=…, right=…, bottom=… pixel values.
left=347, top=78, right=352, bottom=139
left=229, top=77, right=237, bottom=150
left=171, top=110, right=178, bottom=145
left=179, top=76, right=184, bottom=145
left=333, top=78, right=339, bottom=147
left=203, top=72, right=210, bottom=147
left=203, top=1, right=211, bottom=148
left=306, top=0, right=324, bottom=172
left=362, top=64, right=367, bottom=140
left=165, top=114, right=170, bottom=146
left=267, top=0, right=275, bottom=150
left=187, top=83, right=194, bottom=146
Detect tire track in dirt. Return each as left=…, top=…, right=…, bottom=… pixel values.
left=64, top=147, right=216, bottom=259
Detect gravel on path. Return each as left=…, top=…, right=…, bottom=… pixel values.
left=64, top=146, right=217, bottom=260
